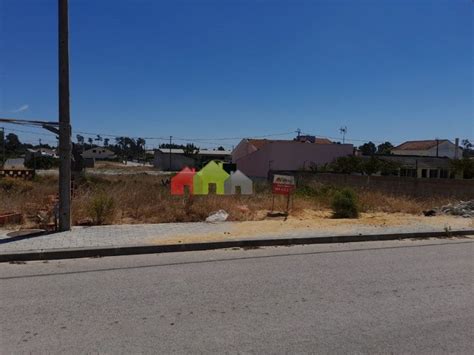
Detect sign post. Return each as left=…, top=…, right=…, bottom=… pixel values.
left=271, top=174, right=295, bottom=214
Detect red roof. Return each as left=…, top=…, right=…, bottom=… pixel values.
left=394, top=140, right=449, bottom=151
left=314, top=138, right=332, bottom=144
left=247, top=139, right=271, bottom=149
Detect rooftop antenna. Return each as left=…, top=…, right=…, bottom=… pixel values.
left=339, top=126, right=347, bottom=144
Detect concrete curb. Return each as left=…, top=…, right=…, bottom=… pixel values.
left=1, top=229, right=473, bottom=263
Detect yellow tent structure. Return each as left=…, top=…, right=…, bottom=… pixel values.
left=193, top=161, right=230, bottom=195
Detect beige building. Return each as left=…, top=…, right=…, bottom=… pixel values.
left=391, top=139, right=462, bottom=159
left=232, top=138, right=353, bottom=178
left=81, top=147, right=116, bottom=160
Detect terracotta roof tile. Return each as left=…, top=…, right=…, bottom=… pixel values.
left=314, top=138, right=332, bottom=144
left=394, top=140, right=448, bottom=151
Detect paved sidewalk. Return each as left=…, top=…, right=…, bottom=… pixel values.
left=1, top=216, right=473, bottom=254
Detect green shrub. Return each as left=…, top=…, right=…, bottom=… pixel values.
left=24, top=156, right=60, bottom=170
left=331, top=188, right=359, bottom=218
left=89, top=192, right=115, bottom=225
left=294, top=185, right=318, bottom=198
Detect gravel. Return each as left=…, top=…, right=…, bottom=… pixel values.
left=424, top=200, right=474, bottom=218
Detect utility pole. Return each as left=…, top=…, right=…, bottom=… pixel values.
left=58, top=0, right=72, bottom=231
left=169, top=136, right=172, bottom=171
left=0, top=127, right=5, bottom=166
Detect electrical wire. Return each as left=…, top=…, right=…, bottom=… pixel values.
left=1, top=119, right=471, bottom=148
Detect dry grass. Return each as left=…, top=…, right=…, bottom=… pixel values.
left=0, top=174, right=456, bottom=227
left=93, top=161, right=154, bottom=172
left=357, top=190, right=453, bottom=215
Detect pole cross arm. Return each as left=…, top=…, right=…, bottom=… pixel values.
left=0, top=117, right=59, bottom=127
left=42, top=124, right=60, bottom=135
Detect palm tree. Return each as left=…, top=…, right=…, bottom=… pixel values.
left=76, top=134, right=84, bottom=145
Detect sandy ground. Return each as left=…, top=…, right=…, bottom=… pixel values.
left=150, top=210, right=474, bottom=245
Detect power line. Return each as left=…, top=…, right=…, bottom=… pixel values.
left=3, top=127, right=55, bottom=137
left=173, top=131, right=295, bottom=141
left=301, top=131, right=404, bottom=145
left=3, top=120, right=471, bottom=148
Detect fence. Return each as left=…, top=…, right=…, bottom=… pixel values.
left=271, top=171, right=474, bottom=199
left=0, top=169, right=35, bottom=180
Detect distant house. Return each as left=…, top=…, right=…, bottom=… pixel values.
left=391, top=139, right=462, bottom=159
left=232, top=138, right=353, bottom=178
left=81, top=147, right=116, bottom=160
left=154, top=149, right=196, bottom=171
left=193, top=161, right=230, bottom=195
left=224, top=170, right=253, bottom=195
left=199, top=149, right=232, bottom=162
left=363, top=155, right=455, bottom=179
left=3, top=158, right=26, bottom=170
left=26, top=148, right=58, bottom=158
left=153, top=148, right=232, bottom=171
left=171, top=167, right=196, bottom=195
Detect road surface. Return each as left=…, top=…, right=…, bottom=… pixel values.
left=1, top=239, right=473, bottom=354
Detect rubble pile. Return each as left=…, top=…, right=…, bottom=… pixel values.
left=424, top=200, right=474, bottom=218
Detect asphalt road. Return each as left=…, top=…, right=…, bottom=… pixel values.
left=1, top=239, right=473, bottom=354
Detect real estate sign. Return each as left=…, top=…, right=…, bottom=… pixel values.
left=272, top=174, right=295, bottom=195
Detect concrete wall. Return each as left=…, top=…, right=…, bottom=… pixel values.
left=286, top=172, right=474, bottom=199
left=3, top=158, right=25, bottom=170
left=235, top=142, right=354, bottom=178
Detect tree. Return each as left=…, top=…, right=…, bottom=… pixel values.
left=462, top=139, right=472, bottom=150
left=462, top=139, right=473, bottom=158
left=95, top=135, right=103, bottom=145
left=330, top=156, right=363, bottom=174
left=136, top=138, right=146, bottom=151
left=0, top=130, right=4, bottom=152
left=358, top=141, right=377, bottom=156
left=5, top=133, right=21, bottom=151
left=159, top=143, right=186, bottom=149
left=103, top=138, right=110, bottom=147
left=450, top=158, right=474, bottom=179
left=76, top=134, right=84, bottom=145
left=376, top=141, right=393, bottom=155
left=183, top=143, right=199, bottom=157
left=379, top=159, right=401, bottom=176
left=217, top=146, right=225, bottom=151
left=87, top=137, right=93, bottom=145
left=25, top=156, right=59, bottom=170
left=361, top=156, right=382, bottom=176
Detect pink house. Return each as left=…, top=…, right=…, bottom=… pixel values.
left=232, top=139, right=353, bottom=178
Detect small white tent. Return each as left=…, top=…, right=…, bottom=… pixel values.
left=224, top=170, right=253, bottom=195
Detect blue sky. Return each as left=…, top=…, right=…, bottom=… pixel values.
left=0, top=0, right=472, bottom=149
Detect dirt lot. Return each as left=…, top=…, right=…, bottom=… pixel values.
left=150, top=211, right=474, bottom=244
left=0, top=173, right=465, bottom=228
